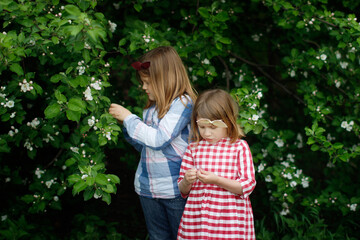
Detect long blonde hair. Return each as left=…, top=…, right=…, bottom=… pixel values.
left=135, top=46, right=197, bottom=118
left=191, top=89, right=245, bottom=143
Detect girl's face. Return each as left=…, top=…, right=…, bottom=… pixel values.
left=197, top=118, right=228, bottom=144
left=141, top=76, right=155, bottom=101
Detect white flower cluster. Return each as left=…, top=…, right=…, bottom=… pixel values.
left=2, top=99, right=14, bottom=108
left=19, top=79, right=33, bottom=92
left=27, top=118, right=40, bottom=129
left=35, top=168, right=45, bottom=179
left=108, top=20, right=117, bottom=33
left=143, top=35, right=154, bottom=43
left=43, top=133, right=55, bottom=143
left=341, top=120, right=354, bottom=131
left=202, top=58, right=210, bottom=65
left=348, top=203, right=357, bottom=211
left=251, top=34, right=262, bottom=42
left=275, top=138, right=284, bottom=148
left=103, top=131, right=111, bottom=140
left=84, top=42, right=91, bottom=50
left=280, top=202, right=290, bottom=216
left=45, top=179, right=55, bottom=188
left=88, top=116, right=98, bottom=130
left=340, top=61, right=348, bottom=69
left=70, top=146, right=79, bottom=154
left=90, top=78, right=102, bottom=90
left=83, top=87, right=93, bottom=101
left=76, top=60, right=87, bottom=75
left=24, top=139, right=34, bottom=151
left=8, top=126, right=18, bottom=137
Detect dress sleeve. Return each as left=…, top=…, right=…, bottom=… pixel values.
left=237, top=140, right=256, bottom=199
left=178, top=145, right=194, bottom=198
left=123, top=96, right=192, bottom=150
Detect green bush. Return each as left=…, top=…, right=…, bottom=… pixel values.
left=1, top=0, right=359, bottom=239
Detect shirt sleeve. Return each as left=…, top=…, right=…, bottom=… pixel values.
left=122, top=127, right=144, bottom=152
left=178, top=145, right=195, bottom=198
left=236, top=140, right=256, bottom=199
left=123, top=96, right=193, bottom=150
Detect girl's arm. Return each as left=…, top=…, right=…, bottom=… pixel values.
left=123, top=97, right=192, bottom=150
left=236, top=140, right=256, bottom=198
left=178, top=146, right=195, bottom=197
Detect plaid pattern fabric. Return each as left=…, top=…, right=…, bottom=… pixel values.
left=177, top=138, right=256, bottom=239
left=123, top=96, right=193, bottom=198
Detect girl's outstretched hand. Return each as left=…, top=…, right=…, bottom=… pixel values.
left=184, top=168, right=197, bottom=185
left=197, top=169, right=219, bottom=185
left=109, top=103, right=132, bottom=122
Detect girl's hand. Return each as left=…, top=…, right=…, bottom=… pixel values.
left=109, top=103, right=132, bottom=122
left=184, top=168, right=197, bottom=185
left=197, top=169, right=219, bottom=184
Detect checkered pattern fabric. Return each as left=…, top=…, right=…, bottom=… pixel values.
left=123, top=96, right=193, bottom=198
left=177, top=138, right=256, bottom=239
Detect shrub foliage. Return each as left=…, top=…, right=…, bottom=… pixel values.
left=1, top=0, right=359, bottom=239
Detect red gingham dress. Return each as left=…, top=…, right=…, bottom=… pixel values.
left=177, top=138, right=256, bottom=240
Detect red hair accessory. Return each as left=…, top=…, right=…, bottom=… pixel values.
left=131, top=61, right=150, bottom=70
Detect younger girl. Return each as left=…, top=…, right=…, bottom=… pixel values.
left=177, top=89, right=256, bottom=240
left=109, top=46, right=197, bottom=240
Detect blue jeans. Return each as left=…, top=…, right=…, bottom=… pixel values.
left=139, top=195, right=186, bottom=240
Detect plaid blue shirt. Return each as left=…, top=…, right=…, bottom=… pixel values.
left=123, top=95, right=193, bottom=199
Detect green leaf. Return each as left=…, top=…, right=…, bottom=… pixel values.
left=198, top=7, right=210, bottom=18
left=73, top=180, right=87, bottom=195
left=102, top=192, right=111, bottom=205
left=9, top=63, right=24, bottom=76
left=64, top=5, right=82, bottom=19
left=134, top=3, right=142, bottom=12
left=311, top=144, right=320, bottom=151
left=55, top=90, right=67, bottom=103
left=107, top=174, right=120, bottom=184
left=83, top=188, right=95, bottom=201
left=68, top=174, right=81, bottom=184
left=95, top=174, right=108, bottom=185
left=218, top=37, right=231, bottom=44
left=66, top=109, right=81, bottom=122
left=68, top=97, right=86, bottom=112
left=44, top=103, right=61, bottom=119
left=50, top=74, right=64, bottom=83
left=65, top=158, right=76, bottom=167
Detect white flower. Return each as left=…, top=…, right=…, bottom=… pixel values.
left=275, top=139, right=284, bottom=148
left=53, top=196, right=59, bottom=201
left=229, top=58, right=236, bottom=63
left=94, top=192, right=102, bottom=199
left=251, top=34, right=260, bottom=42
left=290, top=181, right=297, bottom=187
left=144, top=38, right=150, bottom=43
left=335, top=51, right=341, bottom=59
left=30, top=118, right=40, bottom=128
left=76, top=65, right=86, bottom=75
left=5, top=177, right=11, bottom=182
left=81, top=174, right=88, bottom=180
left=303, top=71, right=308, bottom=78
left=83, top=87, right=93, bottom=101
left=90, top=82, right=101, bottom=90
left=341, top=121, right=353, bottom=131
left=10, top=112, right=16, bottom=118
left=5, top=100, right=14, bottom=108
left=340, top=61, right=348, bottom=69
left=281, top=161, right=290, bottom=168
left=349, top=203, right=357, bottom=211
left=257, top=163, right=265, bottom=173
left=84, top=42, right=91, bottom=49
left=192, top=75, right=198, bottom=81
left=257, top=92, right=263, bottom=99
left=265, top=175, right=272, bottom=182
left=35, top=168, right=45, bottom=178
left=88, top=116, right=95, bottom=127
left=203, top=58, right=210, bottom=64
left=284, top=173, right=292, bottom=179
left=301, top=178, right=309, bottom=188
left=290, top=70, right=296, bottom=77
left=252, top=114, right=259, bottom=121
left=1, top=215, right=7, bottom=221
left=108, top=20, right=117, bottom=33
left=280, top=208, right=290, bottom=216
left=320, top=54, right=327, bottom=61
left=24, top=139, right=33, bottom=151
left=45, top=180, right=53, bottom=188
left=70, top=147, right=79, bottom=153
left=262, top=149, right=268, bottom=158
left=104, top=131, right=111, bottom=140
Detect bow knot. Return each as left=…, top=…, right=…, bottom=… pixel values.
left=131, top=61, right=150, bottom=70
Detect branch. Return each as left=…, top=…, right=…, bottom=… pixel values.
left=217, top=56, right=230, bottom=91
left=46, top=148, right=64, bottom=169
left=229, top=52, right=306, bottom=105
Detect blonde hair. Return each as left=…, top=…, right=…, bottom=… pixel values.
left=190, top=89, right=245, bottom=143
left=135, top=46, right=197, bottom=119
